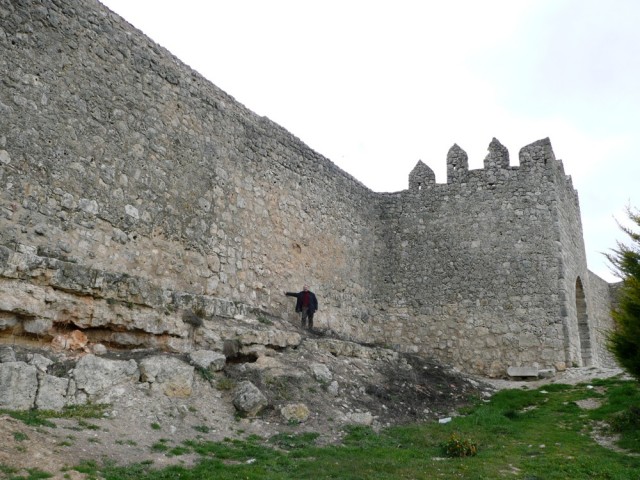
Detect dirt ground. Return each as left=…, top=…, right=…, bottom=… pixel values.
left=0, top=338, right=629, bottom=479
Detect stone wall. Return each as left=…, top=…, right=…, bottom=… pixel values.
left=0, top=0, right=377, bottom=338
left=0, top=0, right=617, bottom=376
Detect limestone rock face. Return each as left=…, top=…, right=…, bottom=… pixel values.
left=0, top=362, right=38, bottom=410
left=239, top=329, right=302, bottom=349
left=0, top=346, right=16, bottom=363
left=51, top=330, right=89, bottom=351
left=189, top=350, right=226, bottom=372
left=233, top=381, right=268, bottom=416
left=310, top=363, right=332, bottom=383
left=139, top=355, right=195, bottom=397
left=35, top=374, right=69, bottom=411
left=72, top=355, right=139, bottom=397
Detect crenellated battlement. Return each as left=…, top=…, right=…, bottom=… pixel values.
left=409, top=137, right=574, bottom=198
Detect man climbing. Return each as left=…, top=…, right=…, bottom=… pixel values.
left=284, top=285, right=318, bottom=330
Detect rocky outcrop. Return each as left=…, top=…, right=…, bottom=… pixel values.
left=0, top=243, right=302, bottom=357
left=0, top=310, right=495, bottom=442
left=0, top=362, right=37, bottom=410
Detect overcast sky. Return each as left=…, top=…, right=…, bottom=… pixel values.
left=99, top=0, right=640, bottom=282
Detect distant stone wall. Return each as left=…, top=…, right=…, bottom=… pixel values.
left=0, top=0, right=617, bottom=376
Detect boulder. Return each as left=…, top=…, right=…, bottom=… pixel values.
left=280, top=403, right=310, bottom=423
left=139, top=355, right=194, bottom=397
left=72, top=354, right=139, bottom=396
left=233, top=381, right=268, bottom=416
left=348, top=411, right=373, bottom=426
left=0, top=362, right=38, bottom=409
left=36, top=374, right=69, bottom=411
left=327, top=380, right=340, bottom=396
left=310, top=363, right=332, bottom=383
left=27, top=353, right=53, bottom=372
left=189, top=350, right=226, bottom=372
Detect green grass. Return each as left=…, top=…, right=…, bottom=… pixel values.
left=0, top=403, right=109, bottom=428
left=49, top=378, right=640, bottom=479
left=0, top=463, right=53, bottom=479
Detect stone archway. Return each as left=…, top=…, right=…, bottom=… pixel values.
left=575, top=277, right=592, bottom=366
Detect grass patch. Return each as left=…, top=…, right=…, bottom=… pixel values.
left=13, top=431, right=28, bottom=442
left=0, top=463, right=53, bottom=479
left=216, top=377, right=236, bottom=391
left=151, top=442, right=170, bottom=453
left=77, top=419, right=100, bottom=430
left=0, top=403, right=108, bottom=429
left=71, top=378, right=640, bottom=479
left=269, top=431, right=320, bottom=449
left=115, top=439, right=138, bottom=446
left=195, top=366, right=214, bottom=382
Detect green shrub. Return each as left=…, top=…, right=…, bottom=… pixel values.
left=610, top=405, right=640, bottom=433
left=216, top=377, right=236, bottom=391
left=441, top=433, right=478, bottom=458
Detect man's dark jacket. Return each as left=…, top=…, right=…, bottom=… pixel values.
left=285, top=291, right=318, bottom=313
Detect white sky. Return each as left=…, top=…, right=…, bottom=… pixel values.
left=99, top=0, right=640, bottom=282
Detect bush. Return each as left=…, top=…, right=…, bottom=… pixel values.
left=441, top=433, right=478, bottom=458
left=606, top=207, right=640, bottom=381
left=609, top=405, right=640, bottom=433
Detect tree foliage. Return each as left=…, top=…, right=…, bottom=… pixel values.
left=606, top=207, right=640, bottom=381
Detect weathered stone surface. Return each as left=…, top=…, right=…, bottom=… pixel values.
left=280, top=403, right=310, bottom=423
left=0, top=314, right=18, bottom=330
left=22, top=318, right=53, bottom=335
left=348, top=411, right=373, bottom=426
left=51, top=330, right=89, bottom=351
left=538, top=368, right=556, bottom=379
left=310, top=363, right=332, bottom=383
left=0, top=362, right=37, bottom=409
left=189, top=350, right=226, bottom=372
left=507, top=366, right=539, bottom=378
left=238, top=329, right=302, bottom=348
left=91, top=343, right=108, bottom=355
left=139, top=355, right=194, bottom=397
left=72, top=355, right=139, bottom=396
left=36, top=374, right=69, bottom=411
left=27, top=353, right=53, bottom=372
left=327, top=381, right=340, bottom=396
left=0, top=345, right=16, bottom=363
left=233, top=381, right=268, bottom=416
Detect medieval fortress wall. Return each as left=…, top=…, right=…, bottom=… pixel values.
left=0, top=0, right=616, bottom=376
left=368, top=140, right=615, bottom=375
